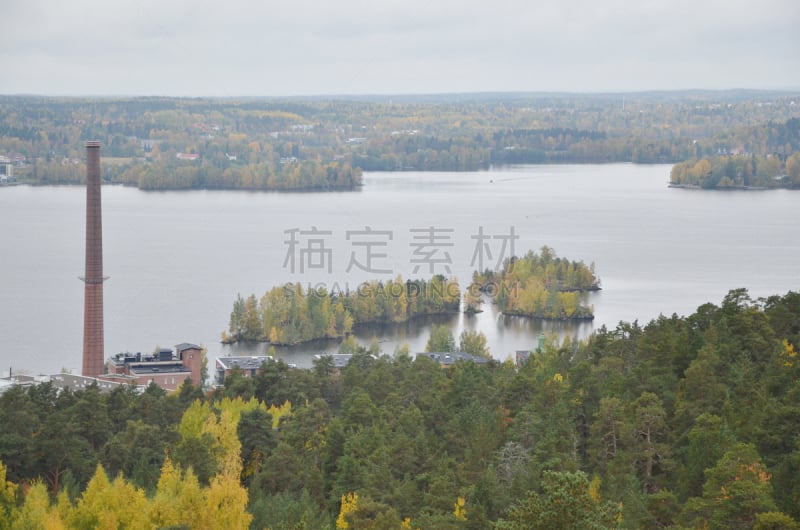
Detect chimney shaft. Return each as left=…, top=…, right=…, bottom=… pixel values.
left=82, top=141, right=105, bottom=377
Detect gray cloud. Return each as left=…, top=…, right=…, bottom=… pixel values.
left=1, top=0, right=798, bottom=95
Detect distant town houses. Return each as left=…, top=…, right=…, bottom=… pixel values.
left=0, top=170, right=11, bottom=184
left=0, top=153, right=26, bottom=166
left=0, top=154, right=23, bottom=183
left=193, top=121, right=221, bottom=133
left=140, top=139, right=162, bottom=151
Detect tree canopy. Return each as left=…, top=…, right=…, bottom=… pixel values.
left=1, top=288, right=799, bottom=528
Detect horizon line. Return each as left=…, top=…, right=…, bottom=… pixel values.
left=2, top=87, right=800, bottom=100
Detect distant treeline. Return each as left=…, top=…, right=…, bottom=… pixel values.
left=1, top=92, right=799, bottom=190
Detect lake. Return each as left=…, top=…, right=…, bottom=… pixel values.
left=1, top=164, right=798, bottom=375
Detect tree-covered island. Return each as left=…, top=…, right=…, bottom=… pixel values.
left=472, top=246, right=599, bottom=320
left=225, top=276, right=460, bottom=345
left=226, top=247, right=599, bottom=346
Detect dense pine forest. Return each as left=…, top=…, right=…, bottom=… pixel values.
left=1, top=91, right=799, bottom=190
left=1, top=288, right=798, bottom=528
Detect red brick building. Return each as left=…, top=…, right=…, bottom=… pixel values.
left=103, top=343, right=204, bottom=391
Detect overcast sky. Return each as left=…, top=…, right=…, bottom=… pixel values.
left=2, top=0, right=798, bottom=97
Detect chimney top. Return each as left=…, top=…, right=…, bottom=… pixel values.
left=85, top=141, right=101, bottom=148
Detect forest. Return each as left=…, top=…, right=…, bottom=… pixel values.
left=1, top=288, right=798, bottom=529
left=1, top=91, right=798, bottom=190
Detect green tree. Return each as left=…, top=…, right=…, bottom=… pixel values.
left=589, top=397, right=626, bottom=472
left=248, top=490, right=333, bottom=530
left=0, top=386, right=39, bottom=484
left=237, top=408, right=276, bottom=487
left=426, top=324, right=456, bottom=352
left=459, top=330, right=490, bottom=358
left=631, top=392, right=669, bottom=494
left=682, top=443, right=777, bottom=529
left=493, top=470, right=621, bottom=529
left=34, top=403, right=94, bottom=495
left=754, top=512, right=800, bottom=530
left=677, top=413, right=735, bottom=500
left=103, top=419, right=176, bottom=491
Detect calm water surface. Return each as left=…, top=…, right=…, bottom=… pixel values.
left=1, top=164, right=798, bottom=374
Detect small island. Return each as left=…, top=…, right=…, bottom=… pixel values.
left=224, top=275, right=460, bottom=345
left=472, top=246, right=599, bottom=320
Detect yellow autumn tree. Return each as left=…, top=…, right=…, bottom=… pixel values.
left=170, top=399, right=256, bottom=530
left=0, top=459, right=17, bottom=529
left=179, top=396, right=265, bottom=477
left=203, top=468, right=252, bottom=530
left=52, top=491, right=72, bottom=529
left=336, top=491, right=359, bottom=529
left=267, top=400, right=293, bottom=428
left=216, top=396, right=267, bottom=425
left=67, top=465, right=148, bottom=530
left=780, top=339, right=798, bottom=367
left=147, top=458, right=205, bottom=529
left=148, top=458, right=182, bottom=527
left=178, top=399, right=213, bottom=440
left=203, top=409, right=242, bottom=476
left=12, top=481, right=66, bottom=530
left=453, top=496, right=467, bottom=521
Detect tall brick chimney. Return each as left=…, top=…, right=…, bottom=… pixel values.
left=82, top=141, right=106, bottom=377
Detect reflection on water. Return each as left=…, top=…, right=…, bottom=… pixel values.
left=223, top=299, right=596, bottom=368
left=494, top=313, right=594, bottom=338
